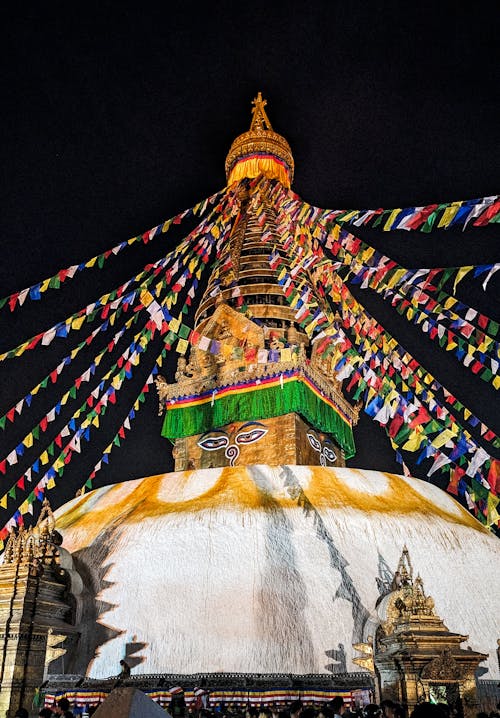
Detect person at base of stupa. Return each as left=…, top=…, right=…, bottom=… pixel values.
left=53, top=697, right=74, bottom=718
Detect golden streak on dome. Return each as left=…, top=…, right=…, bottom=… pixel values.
left=225, top=92, right=295, bottom=187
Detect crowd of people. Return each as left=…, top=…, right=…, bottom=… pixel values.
left=12, top=694, right=500, bottom=718
left=171, top=697, right=500, bottom=718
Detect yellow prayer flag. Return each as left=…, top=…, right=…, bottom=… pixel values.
left=453, top=266, right=473, bottom=294
left=176, top=338, right=189, bottom=355
left=46, top=477, right=56, bottom=490
left=155, top=280, right=164, bottom=296
left=431, top=429, right=455, bottom=449
left=360, top=246, right=375, bottom=262
left=0, top=494, right=8, bottom=509
left=140, top=290, right=154, bottom=307
left=402, top=430, right=425, bottom=452
left=437, top=203, right=461, bottom=228
left=71, top=316, right=86, bottom=331
left=487, top=495, right=500, bottom=526
left=339, top=210, right=358, bottom=223
left=386, top=268, right=406, bottom=289
left=85, top=256, right=97, bottom=268
left=169, top=316, right=181, bottom=334
left=24, top=433, right=34, bottom=449
left=478, top=337, right=492, bottom=352
left=383, top=209, right=402, bottom=231
left=40, top=451, right=49, bottom=465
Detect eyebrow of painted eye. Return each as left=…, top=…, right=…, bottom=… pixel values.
left=238, top=421, right=266, bottom=431
left=198, top=429, right=228, bottom=442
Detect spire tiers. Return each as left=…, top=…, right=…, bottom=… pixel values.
left=225, top=93, right=294, bottom=187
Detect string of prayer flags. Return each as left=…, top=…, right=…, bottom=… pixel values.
left=320, top=195, right=500, bottom=232
left=0, top=189, right=225, bottom=313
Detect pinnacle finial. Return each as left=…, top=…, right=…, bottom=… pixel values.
left=250, top=92, right=272, bottom=132
left=37, top=497, right=55, bottom=537
left=225, top=94, right=294, bottom=186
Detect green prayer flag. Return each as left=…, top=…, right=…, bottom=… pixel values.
left=178, top=323, right=191, bottom=339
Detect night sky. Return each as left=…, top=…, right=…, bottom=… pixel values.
left=1, top=2, right=499, bottom=527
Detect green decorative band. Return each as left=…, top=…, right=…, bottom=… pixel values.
left=161, top=376, right=356, bottom=459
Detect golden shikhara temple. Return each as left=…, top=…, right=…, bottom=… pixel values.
left=0, top=94, right=499, bottom=718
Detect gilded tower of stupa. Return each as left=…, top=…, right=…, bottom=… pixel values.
left=156, top=93, right=359, bottom=471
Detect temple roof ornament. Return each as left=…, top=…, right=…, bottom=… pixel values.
left=225, top=92, right=295, bottom=187
left=2, top=497, right=60, bottom=565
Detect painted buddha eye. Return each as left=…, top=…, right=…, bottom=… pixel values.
left=306, top=432, right=321, bottom=453
left=197, top=431, right=229, bottom=451
left=235, top=422, right=268, bottom=445
left=323, top=446, right=337, bottom=463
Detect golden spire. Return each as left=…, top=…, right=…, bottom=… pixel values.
left=225, top=93, right=294, bottom=187
left=37, top=497, right=55, bottom=538
left=250, top=92, right=272, bottom=131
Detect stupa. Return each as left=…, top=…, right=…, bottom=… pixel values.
left=0, top=94, right=499, bottom=717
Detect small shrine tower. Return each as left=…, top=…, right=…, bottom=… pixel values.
left=0, top=500, right=79, bottom=718
left=369, top=547, right=488, bottom=718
